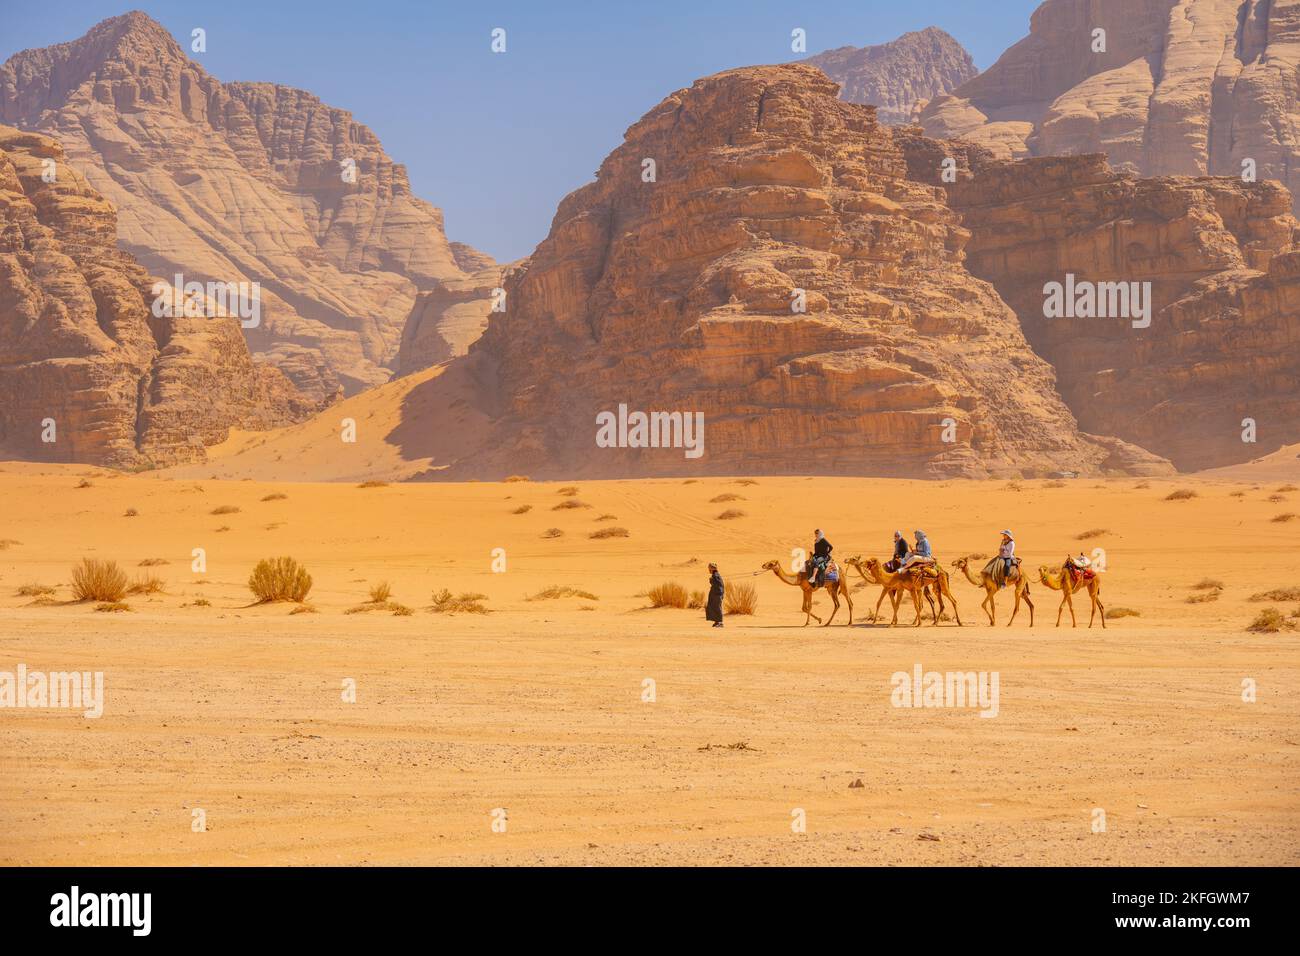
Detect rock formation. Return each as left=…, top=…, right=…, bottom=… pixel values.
left=0, top=125, right=319, bottom=467
left=0, top=11, right=492, bottom=394
left=423, top=65, right=1170, bottom=480
left=925, top=143, right=1300, bottom=470
left=804, top=26, right=979, bottom=124
left=919, top=0, right=1300, bottom=217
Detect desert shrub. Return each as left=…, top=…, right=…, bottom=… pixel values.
left=430, top=589, right=489, bottom=614
left=76, top=479, right=93, bottom=489
left=1247, top=608, right=1295, bottom=633
left=556, top=486, right=579, bottom=496
left=1267, top=494, right=1287, bottom=503
left=710, top=493, right=744, bottom=503
left=127, top=574, right=164, bottom=595
left=724, top=581, right=758, bottom=616
left=0, top=538, right=19, bottom=550
left=124, top=508, right=138, bottom=517
left=552, top=499, right=590, bottom=510
left=511, top=505, right=533, bottom=515
left=541, top=528, right=564, bottom=538
left=1075, top=529, right=1108, bottom=540
left=1134, top=481, right=1151, bottom=489
left=187, top=598, right=212, bottom=608
left=1271, top=513, right=1297, bottom=523
left=289, top=604, right=317, bottom=615
left=248, top=557, right=312, bottom=603
left=1107, top=607, right=1141, bottom=618
left=95, top=601, right=131, bottom=612
left=526, top=586, right=599, bottom=602
left=261, top=493, right=288, bottom=502
left=1250, top=587, right=1300, bottom=602
left=716, top=509, right=746, bottom=520
left=1186, top=591, right=1219, bottom=604
left=391, top=604, right=414, bottom=616
left=732, top=479, right=759, bottom=486
left=589, top=526, right=630, bottom=539
left=647, top=582, right=688, bottom=608
left=71, top=558, right=128, bottom=602
left=1044, top=480, right=1066, bottom=488
left=357, top=480, right=389, bottom=488
left=211, top=505, right=240, bottom=515
left=369, top=581, right=392, bottom=603
left=688, top=590, right=705, bottom=609
left=138, top=558, right=169, bottom=567
left=16, top=583, right=54, bottom=597
left=503, top=475, right=531, bottom=482
left=1165, top=489, right=1197, bottom=501
left=1229, top=490, right=1246, bottom=498
left=1276, top=484, right=1298, bottom=492
left=1191, top=578, right=1224, bottom=590
left=594, top=513, right=617, bottom=521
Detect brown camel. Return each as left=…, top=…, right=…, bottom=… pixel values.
left=761, top=559, right=853, bottom=626
left=952, top=556, right=1034, bottom=627
left=1039, top=560, right=1106, bottom=628
left=853, top=556, right=961, bottom=626
left=844, top=555, right=935, bottom=624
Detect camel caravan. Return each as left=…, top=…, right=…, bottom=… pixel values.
left=759, top=529, right=1104, bottom=629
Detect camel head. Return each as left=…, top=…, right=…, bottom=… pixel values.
left=951, top=557, right=968, bottom=570
left=844, top=555, right=863, bottom=568
left=1038, top=565, right=1056, bottom=584
left=760, top=560, right=779, bottom=571
left=863, top=557, right=884, bottom=576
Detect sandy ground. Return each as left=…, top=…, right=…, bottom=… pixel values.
left=1, top=463, right=1297, bottom=866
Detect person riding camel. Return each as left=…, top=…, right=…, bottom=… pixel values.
left=998, top=530, right=1018, bottom=587
left=809, top=529, right=833, bottom=589
left=884, top=530, right=909, bottom=573
left=901, top=529, right=934, bottom=572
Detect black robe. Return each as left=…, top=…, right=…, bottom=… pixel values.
left=705, top=571, right=724, bottom=623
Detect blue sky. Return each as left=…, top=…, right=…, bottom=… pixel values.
left=0, top=1, right=1040, bottom=262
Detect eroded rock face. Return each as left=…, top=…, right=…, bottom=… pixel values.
left=0, top=11, right=491, bottom=394
left=804, top=27, right=979, bottom=124
left=935, top=146, right=1300, bottom=469
left=439, top=65, right=1168, bottom=480
left=395, top=262, right=509, bottom=376
left=920, top=0, right=1300, bottom=215
left=0, top=125, right=319, bottom=467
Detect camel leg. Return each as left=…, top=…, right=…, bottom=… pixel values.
left=1024, top=587, right=1034, bottom=627
left=912, top=589, right=924, bottom=627
left=1007, top=589, right=1021, bottom=626
left=1055, top=592, right=1066, bottom=627
left=843, top=583, right=854, bottom=625
left=824, top=589, right=839, bottom=627
left=873, top=589, right=890, bottom=623
left=982, top=591, right=994, bottom=626
left=945, top=585, right=962, bottom=626
left=1066, top=587, right=1077, bottom=628
left=923, top=587, right=938, bottom=625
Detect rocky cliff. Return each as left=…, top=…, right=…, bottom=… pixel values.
left=424, top=65, right=1169, bottom=480
left=804, top=26, right=979, bottom=124
left=0, top=11, right=492, bottom=394
left=0, top=125, right=318, bottom=467
left=925, top=142, right=1300, bottom=469
left=919, top=0, right=1300, bottom=216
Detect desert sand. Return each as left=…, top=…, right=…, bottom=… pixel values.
left=1, top=460, right=1297, bottom=866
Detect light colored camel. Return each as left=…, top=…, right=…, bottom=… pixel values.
left=1039, top=561, right=1106, bottom=628
left=844, top=555, right=936, bottom=624
left=857, top=557, right=962, bottom=627
left=952, top=556, right=1034, bottom=627
left=761, top=560, right=853, bottom=626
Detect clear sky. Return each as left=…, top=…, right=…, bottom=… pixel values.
left=0, top=1, right=1041, bottom=262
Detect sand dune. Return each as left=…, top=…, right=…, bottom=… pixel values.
left=1, top=464, right=1296, bottom=865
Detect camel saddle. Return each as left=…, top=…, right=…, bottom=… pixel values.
left=984, top=556, right=1021, bottom=589
left=905, top=562, right=940, bottom=581
left=806, top=559, right=839, bottom=589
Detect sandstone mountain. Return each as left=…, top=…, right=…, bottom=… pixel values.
left=804, top=26, right=979, bottom=124
left=919, top=0, right=1300, bottom=215
left=0, top=125, right=318, bottom=467
left=931, top=146, right=1300, bottom=471
left=408, top=64, right=1170, bottom=481
left=0, top=11, right=494, bottom=396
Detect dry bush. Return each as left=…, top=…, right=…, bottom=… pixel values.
left=124, top=508, right=138, bottom=517
left=187, top=598, right=212, bottom=608
left=503, top=475, right=531, bottom=483
left=647, top=582, right=688, bottom=608
left=1191, top=578, right=1224, bottom=590
left=511, top=505, right=533, bottom=514
left=261, top=493, right=288, bottom=502
left=369, top=581, right=392, bottom=603
left=211, top=505, right=240, bottom=515
left=526, top=586, right=599, bottom=602
left=1278, top=484, right=1299, bottom=493
left=357, top=480, right=389, bottom=488
left=1250, top=587, right=1300, bottom=602
left=430, top=589, right=489, bottom=614
left=127, top=574, right=164, bottom=596
left=71, top=558, right=128, bottom=602
left=552, top=499, right=590, bottom=510
left=1044, top=480, right=1067, bottom=488
left=1229, top=490, right=1246, bottom=498
left=1267, top=494, right=1287, bottom=503
left=1134, top=481, right=1151, bottom=489
left=76, top=479, right=93, bottom=489
left=541, top=528, right=564, bottom=539
left=1004, top=481, right=1023, bottom=491
left=1107, top=607, right=1141, bottom=618
left=688, top=590, right=705, bottom=609
left=594, top=513, right=618, bottom=521
left=589, top=526, right=630, bottom=539
left=1075, top=528, right=1108, bottom=540
left=556, top=486, right=579, bottom=496
left=1271, top=513, right=1297, bottom=523
left=391, top=604, right=414, bottom=616
left=724, top=581, right=758, bottom=616
left=138, top=558, right=169, bottom=567
left=0, top=538, right=20, bottom=550
left=16, top=583, right=54, bottom=597
left=95, top=601, right=131, bottom=612
left=710, top=493, right=744, bottom=503
left=1247, top=608, right=1295, bottom=633
left=716, top=509, right=746, bottom=520
left=1165, top=489, right=1198, bottom=501
left=732, top=478, right=759, bottom=486
left=682, top=479, right=698, bottom=484
left=248, top=557, right=313, bottom=603
left=289, top=604, right=318, bottom=615
left=1186, top=591, right=1219, bottom=604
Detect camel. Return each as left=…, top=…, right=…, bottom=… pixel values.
left=761, top=559, right=853, bottom=626
left=1039, top=560, right=1105, bottom=628
left=952, top=556, right=1034, bottom=627
left=849, top=556, right=961, bottom=626
left=844, top=555, right=935, bottom=624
